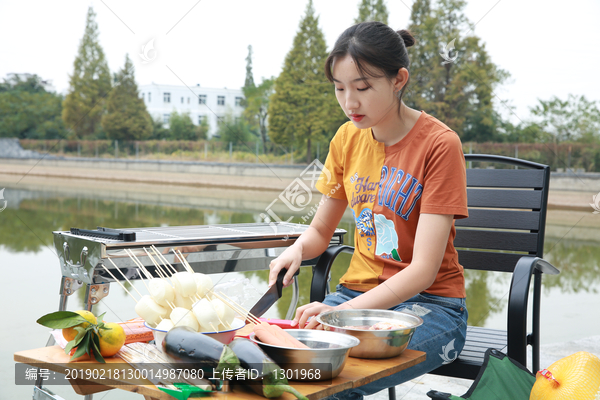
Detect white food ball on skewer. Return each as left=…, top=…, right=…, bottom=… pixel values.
left=211, top=298, right=236, bottom=326
left=170, top=307, right=199, bottom=331
left=148, top=278, right=175, bottom=307
left=155, top=318, right=175, bottom=332
left=135, top=295, right=169, bottom=327
left=173, top=291, right=194, bottom=309
left=194, top=273, right=214, bottom=298
left=192, top=298, right=221, bottom=332
left=171, top=272, right=197, bottom=297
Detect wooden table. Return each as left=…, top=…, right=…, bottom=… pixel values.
left=15, top=346, right=425, bottom=400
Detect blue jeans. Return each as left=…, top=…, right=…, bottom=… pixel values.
left=322, top=284, right=468, bottom=400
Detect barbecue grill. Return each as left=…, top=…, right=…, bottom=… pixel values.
left=52, top=222, right=346, bottom=315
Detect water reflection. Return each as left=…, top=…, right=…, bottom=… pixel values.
left=1, top=186, right=599, bottom=329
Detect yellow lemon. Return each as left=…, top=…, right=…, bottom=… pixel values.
left=62, top=310, right=97, bottom=342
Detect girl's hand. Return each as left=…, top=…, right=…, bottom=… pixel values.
left=268, top=244, right=303, bottom=287
left=291, top=302, right=346, bottom=329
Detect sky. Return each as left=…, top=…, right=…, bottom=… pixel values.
left=1, top=0, right=599, bottom=125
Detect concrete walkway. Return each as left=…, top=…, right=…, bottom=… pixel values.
left=366, top=335, right=600, bottom=399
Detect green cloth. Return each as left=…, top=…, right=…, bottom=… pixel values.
left=427, top=349, right=535, bottom=400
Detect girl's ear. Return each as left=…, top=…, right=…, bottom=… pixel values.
left=394, top=68, right=410, bottom=92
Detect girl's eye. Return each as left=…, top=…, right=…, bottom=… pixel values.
left=335, top=87, right=344, bottom=91
left=357, top=87, right=369, bottom=91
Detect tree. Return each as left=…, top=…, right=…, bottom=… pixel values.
left=216, top=112, right=251, bottom=146
left=243, top=45, right=255, bottom=91
left=530, top=94, right=600, bottom=168
left=62, top=6, right=111, bottom=140
left=405, top=0, right=509, bottom=141
left=355, top=0, right=389, bottom=24
left=101, top=55, right=152, bottom=141
left=168, top=111, right=197, bottom=141
left=0, top=74, right=66, bottom=139
left=244, top=77, right=274, bottom=154
left=531, top=95, right=600, bottom=144
left=196, top=117, right=209, bottom=140
left=150, top=116, right=169, bottom=140
left=268, top=0, right=346, bottom=164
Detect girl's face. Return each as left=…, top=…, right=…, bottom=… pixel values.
left=332, top=55, right=403, bottom=130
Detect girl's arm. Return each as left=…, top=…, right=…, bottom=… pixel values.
left=267, top=194, right=348, bottom=287
left=294, top=213, right=453, bottom=328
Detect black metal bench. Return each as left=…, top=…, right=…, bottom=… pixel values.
left=309, top=154, right=560, bottom=399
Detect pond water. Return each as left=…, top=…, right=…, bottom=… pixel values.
left=1, top=178, right=599, bottom=399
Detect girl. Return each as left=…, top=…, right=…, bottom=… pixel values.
left=268, top=21, right=468, bottom=399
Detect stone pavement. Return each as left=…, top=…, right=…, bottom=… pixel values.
left=366, top=335, right=600, bottom=400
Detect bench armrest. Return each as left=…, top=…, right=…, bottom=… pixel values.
left=508, top=256, right=559, bottom=370
left=310, top=245, right=354, bottom=302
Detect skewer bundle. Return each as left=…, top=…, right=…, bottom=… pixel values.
left=103, top=246, right=237, bottom=336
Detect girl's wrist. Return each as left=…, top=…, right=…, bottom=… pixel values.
left=335, top=302, right=353, bottom=311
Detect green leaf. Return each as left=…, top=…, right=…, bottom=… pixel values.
left=37, top=311, right=88, bottom=329
left=97, top=312, right=107, bottom=323
left=70, top=332, right=90, bottom=360
left=90, top=333, right=106, bottom=363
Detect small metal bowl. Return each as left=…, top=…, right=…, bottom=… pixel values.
left=316, top=309, right=423, bottom=359
left=249, top=329, right=360, bottom=381
left=145, top=318, right=245, bottom=347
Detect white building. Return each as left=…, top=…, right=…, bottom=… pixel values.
left=139, top=83, right=244, bottom=137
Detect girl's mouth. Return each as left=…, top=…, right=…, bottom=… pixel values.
left=350, top=114, right=364, bottom=122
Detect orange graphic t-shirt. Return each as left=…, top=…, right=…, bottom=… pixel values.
left=315, top=112, right=468, bottom=298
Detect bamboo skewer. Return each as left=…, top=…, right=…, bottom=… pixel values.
left=143, top=247, right=171, bottom=282
left=151, top=245, right=178, bottom=275
left=100, top=264, right=139, bottom=303
left=212, top=291, right=260, bottom=325
left=179, top=250, right=195, bottom=273
left=124, top=249, right=151, bottom=292
left=106, top=257, right=144, bottom=298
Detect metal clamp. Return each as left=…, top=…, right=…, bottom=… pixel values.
left=61, top=277, right=84, bottom=297
left=86, top=283, right=110, bottom=309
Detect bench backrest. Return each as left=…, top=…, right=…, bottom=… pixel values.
left=456, top=154, right=551, bottom=273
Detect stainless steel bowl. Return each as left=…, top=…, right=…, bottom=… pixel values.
left=248, top=329, right=360, bottom=381
left=316, top=309, right=423, bottom=359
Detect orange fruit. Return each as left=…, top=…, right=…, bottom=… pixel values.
left=98, top=322, right=126, bottom=357
left=62, top=310, right=97, bottom=342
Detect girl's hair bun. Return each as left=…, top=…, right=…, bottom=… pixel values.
left=397, top=29, right=415, bottom=48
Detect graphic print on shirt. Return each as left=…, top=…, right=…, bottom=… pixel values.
left=352, top=208, right=375, bottom=237
left=373, top=213, right=401, bottom=261
left=378, top=166, right=423, bottom=221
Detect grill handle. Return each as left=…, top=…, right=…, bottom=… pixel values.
left=69, top=227, right=136, bottom=241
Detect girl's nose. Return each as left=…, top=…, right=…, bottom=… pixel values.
left=345, top=92, right=359, bottom=111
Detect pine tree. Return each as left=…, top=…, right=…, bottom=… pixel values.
left=268, top=0, right=346, bottom=163
left=101, top=54, right=152, bottom=141
left=405, top=0, right=509, bottom=141
left=62, top=7, right=112, bottom=140
left=244, top=45, right=255, bottom=91
left=355, top=0, right=389, bottom=24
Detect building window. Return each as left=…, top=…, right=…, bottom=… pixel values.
left=198, top=95, right=207, bottom=105
left=164, top=92, right=171, bottom=103
left=142, top=93, right=145, bottom=101
left=235, top=96, right=243, bottom=107
left=181, top=96, right=184, bottom=104
left=148, top=92, right=151, bottom=102
left=198, top=115, right=206, bottom=124
left=187, top=97, right=190, bottom=104
left=217, top=96, right=225, bottom=106
left=163, top=114, right=170, bottom=124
